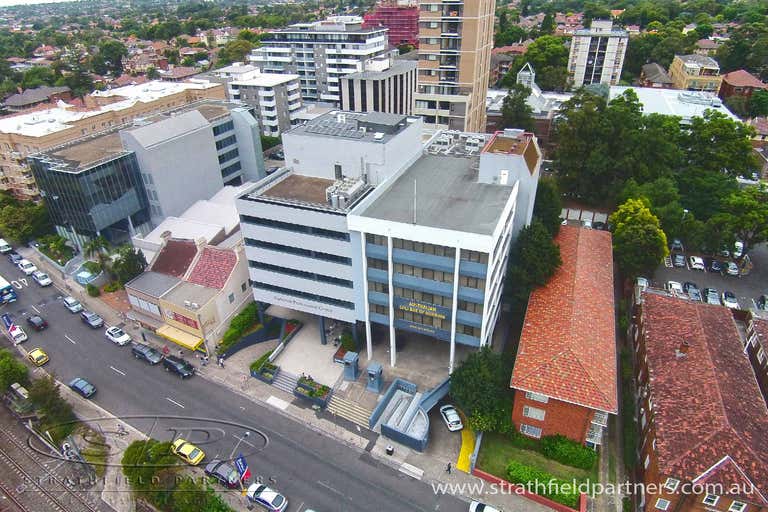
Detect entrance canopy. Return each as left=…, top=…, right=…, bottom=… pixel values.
left=157, top=324, right=204, bottom=351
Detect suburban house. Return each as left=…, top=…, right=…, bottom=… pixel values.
left=509, top=225, right=617, bottom=447
left=633, top=292, right=768, bottom=512
left=719, top=69, right=768, bottom=102
left=639, top=63, right=674, bottom=89
left=125, top=237, right=251, bottom=353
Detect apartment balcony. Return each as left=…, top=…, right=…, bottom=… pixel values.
left=260, top=99, right=277, bottom=108
left=287, top=92, right=301, bottom=102
left=258, top=89, right=275, bottom=97
left=586, top=424, right=604, bottom=446
left=592, top=411, right=609, bottom=427
left=288, top=101, right=303, bottom=111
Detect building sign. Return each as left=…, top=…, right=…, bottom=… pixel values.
left=393, top=296, right=451, bottom=321
left=394, top=319, right=451, bottom=341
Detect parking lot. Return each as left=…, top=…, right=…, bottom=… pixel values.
left=651, top=243, right=768, bottom=311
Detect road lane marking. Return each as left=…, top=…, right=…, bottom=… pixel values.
left=316, top=480, right=343, bottom=497
left=165, top=397, right=185, bottom=409
left=31, top=305, right=40, bottom=314
left=110, top=366, right=125, bottom=376
left=266, top=396, right=289, bottom=410
left=398, top=462, right=424, bottom=480
left=64, top=334, right=76, bottom=344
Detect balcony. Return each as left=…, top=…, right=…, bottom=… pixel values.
left=592, top=411, right=609, bottom=427
left=586, top=424, right=604, bottom=446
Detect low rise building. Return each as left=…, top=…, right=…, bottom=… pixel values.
left=668, top=54, right=722, bottom=93
left=340, top=59, right=418, bottom=115
left=639, top=63, right=674, bottom=89
left=2, top=86, right=71, bottom=112
left=509, top=225, right=616, bottom=446
left=719, top=69, right=768, bottom=102
left=609, top=86, right=739, bottom=123
left=633, top=292, right=768, bottom=512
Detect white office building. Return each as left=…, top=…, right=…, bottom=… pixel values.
left=568, top=20, right=628, bottom=87
left=249, top=16, right=391, bottom=104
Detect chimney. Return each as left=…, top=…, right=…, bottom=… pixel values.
left=675, top=340, right=690, bottom=359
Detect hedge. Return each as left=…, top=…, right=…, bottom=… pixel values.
left=540, top=434, right=598, bottom=470
left=506, top=460, right=580, bottom=508
left=249, top=350, right=274, bottom=373
left=218, top=303, right=260, bottom=354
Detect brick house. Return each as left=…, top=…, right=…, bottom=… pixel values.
left=746, top=315, right=768, bottom=407
left=719, top=69, right=768, bottom=102
left=509, top=225, right=617, bottom=447
left=633, top=292, right=768, bottom=512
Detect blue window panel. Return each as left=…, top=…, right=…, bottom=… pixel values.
left=366, top=243, right=387, bottom=260
left=459, top=259, right=488, bottom=279
left=455, top=332, right=481, bottom=347
left=367, top=268, right=388, bottom=284
left=370, top=312, right=389, bottom=325
left=392, top=248, right=454, bottom=273
left=368, top=291, right=389, bottom=306
left=392, top=273, right=453, bottom=297
left=458, top=286, right=484, bottom=304
left=456, top=309, right=482, bottom=328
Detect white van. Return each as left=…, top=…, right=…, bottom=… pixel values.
left=0, top=239, right=11, bottom=254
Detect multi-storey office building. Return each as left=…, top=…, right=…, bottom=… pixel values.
left=340, top=60, right=418, bottom=115
left=236, top=111, right=542, bottom=372
left=567, top=20, right=628, bottom=87
left=414, top=0, right=495, bottom=132
left=0, top=80, right=225, bottom=200
left=249, top=16, right=390, bottom=104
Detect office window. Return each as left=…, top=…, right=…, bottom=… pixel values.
left=702, top=495, right=719, bottom=506
left=525, top=392, right=549, bottom=403
left=519, top=424, right=542, bottom=438
left=523, top=405, right=545, bottom=421
left=228, top=293, right=235, bottom=303
left=654, top=499, right=670, bottom=511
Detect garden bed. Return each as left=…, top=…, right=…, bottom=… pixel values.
left=293, top=375, right=331, bottom=408
left=250, top=350, right=278, bottom=383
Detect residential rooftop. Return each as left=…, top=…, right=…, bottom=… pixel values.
left=677, top=53, right=720, bottom=68
left=722, top=69, right=767, bottom=89
left=640, top=293, right=768, bottom=502
left=609, top=86, right=739, bottom=122
left=163, top=280, right=218, bottom=307
left=510, top=226, right=617, bottom=413
left=186, top=246, right=238, bottom=290
left=150, top=238, right=198, bottom=278
left=3, top=85, right=70, bottom=107
left=125, top=270, right=180, bottom=298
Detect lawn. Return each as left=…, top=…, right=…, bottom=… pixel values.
left=478, top=432, right=598, bottom=484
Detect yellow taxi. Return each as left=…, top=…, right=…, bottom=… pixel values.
left=27, top=348, right=49, bottom=366
left=171, top=438, right=205, bottom=466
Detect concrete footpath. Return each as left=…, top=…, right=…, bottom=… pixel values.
left=20, top=247, right=552, bottom=512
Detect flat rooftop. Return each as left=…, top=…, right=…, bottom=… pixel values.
left=125, top=270, right=180, bottom=298
left=360, top=154, right=514, bottom=235
left=260, top=173, right=335, bottom=205
left=46, top=132, right=127, bottom=171
left=609, top=86, right=739, bottom=122
left=288, top=110, right=411, bottom=144
left=232, top=73, right=300, bottom=88
left=163, top=280, right=218, bottom=307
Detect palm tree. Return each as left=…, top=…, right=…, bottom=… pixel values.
left=83, top=236, right=108, bottom=260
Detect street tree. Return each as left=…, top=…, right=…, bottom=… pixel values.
left=92, top=40, right=127, bottom=76
left=676, top=168, right=738, bottom=221
left=112, top=245, right=147, bottom=284
left=750, top=89, right=768, bottom=118
left=533, top=176, right=562, bottom=236
left=683, top=110, right=758, bottom=176
left=0, top=349, right=29, bottom=392
left=505, top=219, right=562, bottom=306
left=609, top=198, right=669, bottom=277
left=503, top=35, right=569, bottom=91
left=217, top=39, right=253, bottom=65
left=501, top=83, right=534, bottom=131
left=720, top=187, right=768, bottom=256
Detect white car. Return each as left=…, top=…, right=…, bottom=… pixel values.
left=469, top=501, right=501, bottom=512
left=725, top=261, right=739, bottom=276
left=688, top=256, right=705, bottom=271
left=105, top=326, right=131, bottom=346
left=31, top=271, right=52, bottom=287
left=246, top=484, right=288, bottom=512
left=17, top=259, right=37, bottom=275
left=665, top=281, right=684, bottom=296
left=63, top=296, right=83, bottom=313
left=721, top=291, right=739, bottom=309
left=439, top=404, right=463, bottom=432
left=8, top=324, right=27, bottom=345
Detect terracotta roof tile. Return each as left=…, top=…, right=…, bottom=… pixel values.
left=641, top=293, right=768, bottom=503
left=186, top=246, right=237, bottom=290
left=510, top=225, right=618, bottom=413
left=722, top=69, right=767, bottom=89
left=150, top=239, right=198, bottom=278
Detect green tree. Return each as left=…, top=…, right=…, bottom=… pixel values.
left=396, top=43, right=415, bottom=55
left=112, top=245, right=147, bottom=284
left=121, top=439, right=177, bottom=498
left=146, top=66, right=159, bottom=79
left=720, top=187, right=768, bottom=256
left=724, top=95, right=749, bottom=118
left=83, top=235, right=108, bottom=260
left=21, top=66, right=57, bottom=89
left=750, top=89, right=768, bottom=117
left=0, top=201, right=51, bottom=243
left=533, top=177, right=562, bottom=236
left=502, top=35, right=569, bottom=91
left=716, top=23, right=768, bottom=80
left=676, top=168, right=738, bottom=221
left=449, top=347, right=513, bottom=433
left=505, top=219, right=562, bottom=306
left=501, top=84, right=534, bottom=131
left=684, top=110, right=758, bottom=175
left=92, top=40, right=127, bottom=76
left=28, top=375, right=76, bottom=441
left=0, top=349, right=29, bottom=392
left=609, top=198, right=668, bottom=277
left=217, top=39, right=253, bottom=66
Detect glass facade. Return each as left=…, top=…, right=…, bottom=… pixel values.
left=29, top=152, right=149, bottom=240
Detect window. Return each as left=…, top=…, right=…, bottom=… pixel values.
left=241, top=282, right=247, bottom=292
left=334, top=164, right=342, bottom=179
left=663, top=478, right=679, bottom=492
left=702, top=495, right=719, bottom=506
left=519, top=424, right=542, bottom=438
left=654, top=498, right=670, bottom=511
left=525, top=392, right=549, bottom=403
left=523, top=405, right=546, bottom=421
left=228, top=293, right=235, bottom=303
left=218, top=148, right=239, bottom=164
left=729, top=502, right=747, bottom=512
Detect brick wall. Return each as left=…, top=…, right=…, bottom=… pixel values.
left=511, top=390, right=593, bottom=443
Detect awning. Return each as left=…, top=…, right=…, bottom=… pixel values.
left=156, top=324, right=204, bottom=351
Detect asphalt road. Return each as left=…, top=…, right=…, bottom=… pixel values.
left=0, top=255, right=468, bottom=512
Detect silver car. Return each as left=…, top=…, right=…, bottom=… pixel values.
left=439, top=404, right=463, bottom=431
left=63, top=296, right=83, bottom=313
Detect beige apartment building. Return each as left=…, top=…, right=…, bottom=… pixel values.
left=668, top=54, right=722, bottom=93
left=0, top=80, right=225, bottom=201
left=414, top=0, right=495, bottom=132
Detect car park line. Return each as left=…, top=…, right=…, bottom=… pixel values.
left=165, top=397, right=185, bottom=409
left=30, top=305, right=40, bottom=314
left=64, top=334, right=76, bottom=344
left=110, top=366, right=126, bottom=376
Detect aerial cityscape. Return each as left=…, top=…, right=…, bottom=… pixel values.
left=0, top=0, right=766, bottom=511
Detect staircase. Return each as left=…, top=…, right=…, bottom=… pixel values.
left=271, top=369, right=299, bottom=395
left=327, top=394, right=373, bottom=429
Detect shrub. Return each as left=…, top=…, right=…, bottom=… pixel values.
left=249, top=350, right=274, bottom=372
left=507, top=460, right=581, bottom=507
left=103, top=281, right=121, bottom=293
left=86, top=283, right=100, bottom=297
left=540, top=434, right=598, bottom=470
left=339, top=331, right=356, bottom=352
left=217, top=303, right=260, bottom=354
left=82, top=261, right=102, bottom=275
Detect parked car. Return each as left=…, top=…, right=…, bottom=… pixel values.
left=757, top=295, right=768, bottom=311
left=81, top=311, right=104, bottom=328
left=7, top=251, right=22, bottom=265
left=582, top=219, right=593, bottom=229
left=26, top=315, right=48, bottom=331
left=171, top=439, right=205, bottom=466
left=162, top=355, right=195, bottom=378
left=703, top=287, right=720, bottom=306
left=0, top=238, right=12, bottom=254
left=2, top=313, right=27, bottom=345
left=683, top=282, right=702, bottom=302
left=246, top=484, right=288, bottom=512
left=469, top=502, right=501, bottom=512
left=672, top=253, right=686, bottom=268
left=204, top=460, right=240, bottom=488
left=27, top=348, right=49, bottom=366
left=273, top=150, right=284, bottom=160
left=665, top=281, right=684, bottom=296
left=709, top=259, right=724, bottom=273
left=131, top=343, right=163, bottom=365
left=266, top=166, right=280, bottom=175
left=725, top=261, right=739, bottom=276
left=31, top=271, right=52, bottom=287
left=17, top=259, right=37, bottom=275
left=63, top=296, right=83, bottom=313
left=721, top=291, right=739, bottom=309
left=439, top=404, right=463, bottom=431
left=688, top=256, right=705, bottom=271
left=68, top=377, right=96, bottom=398
left=670, top=238, right=684, bottom=252
left=105, top=326, right=131, bottom=346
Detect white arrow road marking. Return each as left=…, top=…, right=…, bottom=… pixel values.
left=165, top=397, right=185, bottom=409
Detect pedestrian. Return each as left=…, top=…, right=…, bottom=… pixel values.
left=162, top=345, right=170, bottom=356
left=446, top=462, right=452, bottom=474
left=178, top=348, right=183, bottom=358
left=218, top=356, right=224, bottom=368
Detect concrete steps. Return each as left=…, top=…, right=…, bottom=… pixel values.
left=327, top=395, right=372, bottom=429
left=272, top=369, right=299, bottom=395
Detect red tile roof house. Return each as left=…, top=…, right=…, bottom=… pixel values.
left=634, top=292, right=768, bottom=512
left=719, top=69, right=768, bottom=102
left=510, top=225, right=617, bottom=447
